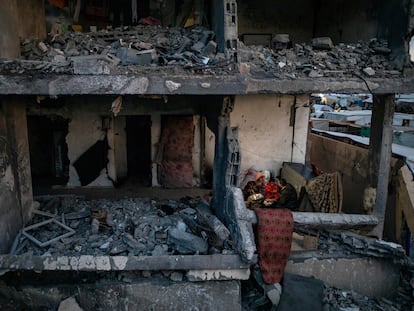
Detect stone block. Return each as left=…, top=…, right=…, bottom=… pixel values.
left=167, top=228, right=208, bottom=254
left=312, top=37, right=333, bottom=50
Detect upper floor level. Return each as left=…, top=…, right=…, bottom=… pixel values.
left=0, top=0, right=413, bottom=95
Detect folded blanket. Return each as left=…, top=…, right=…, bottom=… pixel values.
left=255, top=208, right=294, bottom=284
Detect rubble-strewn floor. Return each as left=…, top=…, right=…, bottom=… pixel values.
left=242, top=229, right=414, bottom=311
left=0, top=24, right=405, bottom=80
left=242, top=272, right=414, bottom=311
left=238, top=38, right=404, bottom=80
left=14, top=195, right=233, bottom=257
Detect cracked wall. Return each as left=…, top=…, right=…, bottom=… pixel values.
left=229, top=94, right=310, bottom=179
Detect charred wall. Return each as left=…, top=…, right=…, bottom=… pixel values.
left=0, top=98, right=33, bottom=254
left=0, top=1, right=20, bottom=58
left=238, top=0, right=410, bottom=53
left=0, top=0, right=46, bottom=59
left=27, top=95, right=223, bottom=189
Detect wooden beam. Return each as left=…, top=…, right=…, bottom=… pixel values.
left=397, top=165, right=414, bottom=240
left=369, top=94, right=395, bottom=238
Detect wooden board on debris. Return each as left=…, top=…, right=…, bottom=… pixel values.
left=396, top=165, right=414, bottom=241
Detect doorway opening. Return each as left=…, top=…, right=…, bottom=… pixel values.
left=126, top=115, right=152, bottom=186
left=27, top=115, right=69, bottom=191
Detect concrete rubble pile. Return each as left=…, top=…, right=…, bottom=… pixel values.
left=318, top=230, right=406, bottom=261
left=11, top=195, right=233, bottom=257
left=0, top=26, right=403, bottom=80
left=243, top=229, right=414, bottom=311
left=318, top=230, right=414, bottom=311
left=0, top=25, right=231, bottom=75
left=323, top=283, right=414, bottom=311
left=238, top=37, right=402, bottom=79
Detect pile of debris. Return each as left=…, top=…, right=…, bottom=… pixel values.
left=318, top=230, right=407, bottom=262
left=238, top=37, right=403, bottom=79
left=11, top=195, right=233, bottom=257
left=0, top=24, right=404, bottom=80
left=0, top=25, right=233, bottom=75
left=242, top=230, right=414, bottom=311
left=318, top=230, right=414, bottom=311
left=323, top=284, right=414, bottom=311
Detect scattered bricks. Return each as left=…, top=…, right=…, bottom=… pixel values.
left=272, top=34, right=290, bottom=50
left=110, top=244, right=128, bottom=255
left=191, top=41, right=205, bottom=52
left=363, top=67, right=376, bottom=76
left=91, top=218, right=100, bottom=234
left=308, top=69, right=323, bottom=78
left=312, top=37, right=334, bottom=50
left=151, top=244, right=168, bottom=256
left=38, top=42, right=49, bottom=53
left=116, top=47, right=155, bottom=65
left=201, top=41, right=217, bottom=57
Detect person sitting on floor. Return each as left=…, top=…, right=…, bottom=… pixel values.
left=274, top=178, right=298, bottom=210
left=263, top=177, right=281, bottom=207
left=242, top=171, right=268, bottom=208
left=254, top=171, right=267, bottom=196
left=242, top=180, right=259, bottom=201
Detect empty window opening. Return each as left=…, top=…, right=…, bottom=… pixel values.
left=27, top=116, right=69, bottom=191
left=126, top=115, right=152, bottom=186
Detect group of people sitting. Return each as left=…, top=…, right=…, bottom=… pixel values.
left=242, top=171, right=298, bottom=210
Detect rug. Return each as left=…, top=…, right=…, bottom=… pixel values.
left=255, top=208, right=294, bottom=284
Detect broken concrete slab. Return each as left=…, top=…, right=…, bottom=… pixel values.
left=312, top=37, right=334, bottom=50
left=225, top=187, right=256, bottom=263
left=186, top=268, right=250, bottom=281
left=167, top=227, right=208, bottom=254
left=0, top=254, right=251, bottom=272
left=58, top=297, right=83, bottom=311
left=277, top=273, right=324, bottom=311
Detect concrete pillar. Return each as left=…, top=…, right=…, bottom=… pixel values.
left=212, top=96, right=234, bottom=221
left=367, top=94, right=395, bottom=239
left=0, top=0, right=46, bottom=59
left=0, top=98, right=33, bottom=253
left=0, top=1, right=20, bottom=59
left=16, top=0, right=46, bottom=41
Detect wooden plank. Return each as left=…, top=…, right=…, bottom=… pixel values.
left=371, top=94, right=395, bottom=238
left=398, top=165, right=414, bottom=237
left=0, top=254, right=255, bottom=272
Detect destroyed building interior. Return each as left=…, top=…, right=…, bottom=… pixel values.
left=0, top=0, right=414, bottom=310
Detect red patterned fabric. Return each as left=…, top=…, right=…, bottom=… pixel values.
left=265, top=182, right=280, bottom=200
left=255, top=208, right=294, bottom=284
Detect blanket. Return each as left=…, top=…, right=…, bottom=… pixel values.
left=255, top=208, right=294, bottom=284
